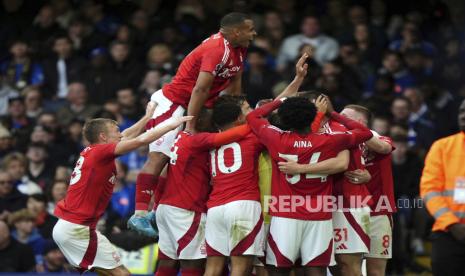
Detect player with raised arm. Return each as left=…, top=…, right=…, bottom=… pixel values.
left=278, top=97, right=373, bottom=276
left=52, top=103, right=191, bottom=276
left=246, top=96, right=373, bottom=276
left=129, top=12, right=257, bottom=237
left=154, top=108, right=250, bottom=276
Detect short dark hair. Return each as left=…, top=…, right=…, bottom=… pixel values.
left=212, top=100, right=242, bottom=129
left=214, top=95, right=247, bottom=106
left=344, top=104, right=372, bottom=123
left=220, top=12, right=250, bottom=28
left=83, top=118, right=117, bottom=144
left=278, top=97, right=316, bottom=131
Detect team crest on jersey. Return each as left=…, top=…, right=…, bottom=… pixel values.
left=109, top=174, right=117, bottom=184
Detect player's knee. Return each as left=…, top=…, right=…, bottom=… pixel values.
left=366, top=267, right=383, bottom=276
left=337, top=259, right=361, bottom=276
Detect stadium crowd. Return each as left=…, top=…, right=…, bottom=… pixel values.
left=1, top=0, right=465, bottom=274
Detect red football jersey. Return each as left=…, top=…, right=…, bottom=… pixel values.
left=54, top=143, right=117, bottom=228
left=207, top=133, right=264, bottom=209
left=162, top=32, right=247, bottom=108
left=159, top=132, right=215, bottom=213
left=325, top=120, right=372, bottom=208
left=257, top=125, right=366, bottom=220
left=364, top=135, right=397, bottom=216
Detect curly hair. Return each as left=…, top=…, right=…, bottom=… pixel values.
left=277, top=97, right=316, bottom=132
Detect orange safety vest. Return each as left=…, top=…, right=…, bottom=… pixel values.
left=420, top=132, right=465, bottom=232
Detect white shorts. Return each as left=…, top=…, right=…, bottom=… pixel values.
left=266, top=217, right=334, bottom=267
left=253, top=224, right=270, bottom=267
left=52, top=219, right=122, bottom=272
left=365, top=214, right=393, bottom=259
left=147, top=89, right=186, bottom=156
left=205, top=200, right=264, bottom=257
left=333, top=207, right=371, bottom=254
left=156, top=204, right=206, bottom=260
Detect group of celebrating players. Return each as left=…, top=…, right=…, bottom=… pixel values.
left=50, top=12, right=396, bottom=276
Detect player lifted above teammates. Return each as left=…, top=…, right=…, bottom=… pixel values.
left=129, top=12, right=257, bottom=236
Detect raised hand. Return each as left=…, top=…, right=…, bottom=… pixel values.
left=145, top=101, right=156, bottom=118
left=295, top=53, right=309, bottom=79
left=314, top=95, right=328, bottom=114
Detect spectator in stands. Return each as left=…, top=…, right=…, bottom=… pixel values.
left=26, top=194, right=57, bottom=240
left=0, top=96, right=35, bottom=151
left=26, top=143, right=55, bottom=190
left=46, top=180, right=68, bottom=215
left=277, top=15, right=339, bottom=68
left=109, top=41, right=144, bottom=92
left=374, top=50, right=416, bottom=94
left=404, top=88, right=437, bottom=150
left=0, top=74, right=19, bottom=116
left=23, top=86, right=43, bottom=118
left=2, top=152, right=42, bottom=195
left=51, top=0, right=75, bottom=29
left=83, top=47, right=116, bottom=104
left=0, top=220, right=36, bottom=272
left=0, top=40, right=44, bottom=91
left=353, top=23, right=383, bottom=69
left=421, top=82, right=459, bottom=138
left=81, top=0, right=120, bottom=37
left=243, top=47, right=280, bottom=107
left=56, top=82, right=101, bottom=126
left=42, top=35, right=87, bottom=101
left=67, top=18, right=108, bottom=56
left=0, top=127, right=14, bottom=158
left=146, top=43, right=175, bottom=75
left=116, top=88, right=143, bottom=130
left=371, top=116, right=391, bottom=136
left=403, top=49, right=433, bottom=85
left=389, top=22, right=436, bottom=57
left=261, top=10, right=285, bottom=56
left=391, top=135, right=425, bottom=258
left=0, top=169, right=27, bottom=221
left=42, top=239, right=73, bottom=272
left=138, top=70, right=163, bottom=96
left=8, top=209, right=46, bottom=268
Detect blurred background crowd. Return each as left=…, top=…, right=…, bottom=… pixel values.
left=1, top=0, right=465, bottom=274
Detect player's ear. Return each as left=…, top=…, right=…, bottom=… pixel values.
left=98, top=131, right=107, bottom=142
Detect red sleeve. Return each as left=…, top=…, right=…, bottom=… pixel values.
left=330, top=112, right=369, bottom=132
left=190, top=125, right=251, bottom=150
left=95, top=143, right=117, bottom=162
left=200, top=46, right=226, bottom=76
left=328, top=129, right=374, bottom=152
left=311, top=112, right=325, bottom=133
left=246, top=100, right=284, bottom=151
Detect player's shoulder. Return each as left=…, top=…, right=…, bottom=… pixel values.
left=200, top=32, right=226, bottom=51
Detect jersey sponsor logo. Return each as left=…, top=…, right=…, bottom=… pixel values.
left=293, top=140, right=312, bottom=148
left=217, top=65, right=241, bottom=78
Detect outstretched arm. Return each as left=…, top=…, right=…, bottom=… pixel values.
left=278, top=150, right=349, bottom=175
left=121, top=102, right=156, bottom=140
left=115, top=116, right=193, bottom=156
left=365, top=131, right=393, bottom=154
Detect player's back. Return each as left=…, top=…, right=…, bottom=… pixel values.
left=54, top=143, right=117, bottom=228
left=162, top=32, right=246, bottom=108
left=325, top=120, right=372, bottom=207
left=207, top=132, right=263, bottom=209
left=267, top=130, right=353, bottom=220
left=159, top=132, right=211, bottom=212
left=363, top=135, right=396, bottom=215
